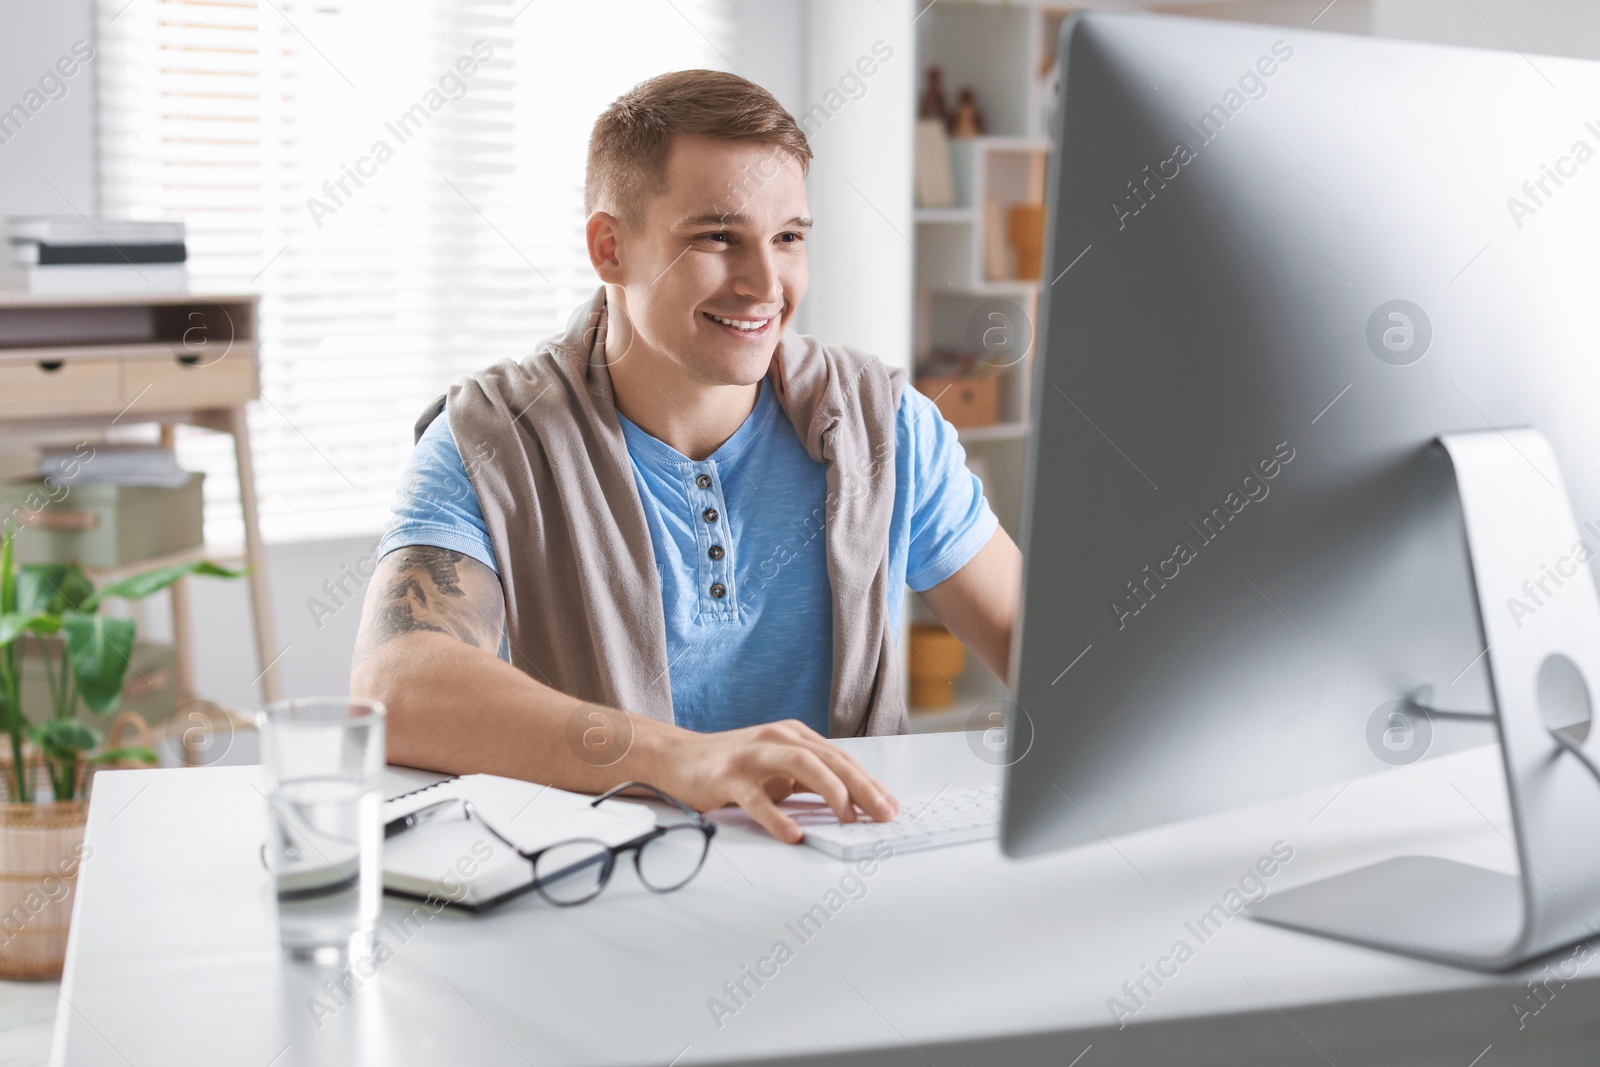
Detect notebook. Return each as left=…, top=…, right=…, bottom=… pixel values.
left=382, top=774, right=656, bottom=912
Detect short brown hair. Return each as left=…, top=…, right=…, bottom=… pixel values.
left=584, top=69, right=812, bottom=229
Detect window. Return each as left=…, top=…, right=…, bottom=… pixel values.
left=97, top=0, right=732, bottom=544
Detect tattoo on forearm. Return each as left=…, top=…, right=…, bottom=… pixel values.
left=354, top=546, right=504, bottom=660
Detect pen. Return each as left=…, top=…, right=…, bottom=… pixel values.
left=384, top=797, right=463, bottom=839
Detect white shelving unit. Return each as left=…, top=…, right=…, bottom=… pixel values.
left=904, top=2, right=1071, bottom=724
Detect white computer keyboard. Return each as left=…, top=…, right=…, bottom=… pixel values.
left=800, top=785, right=1001, bottom=860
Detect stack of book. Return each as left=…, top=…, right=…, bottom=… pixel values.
left=39, top=443, right=194, bottom=489
left=2, top=216, right=188, bottom=294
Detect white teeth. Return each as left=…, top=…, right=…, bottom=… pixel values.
left=709, top=314, right=769, bottom=331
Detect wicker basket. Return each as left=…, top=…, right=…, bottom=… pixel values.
left=0, top=772, right=89, bottom=979
left=0, top=712, right=152, bottom=979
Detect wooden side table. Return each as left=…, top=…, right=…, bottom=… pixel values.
left=0, top=291, right=283, bottom=705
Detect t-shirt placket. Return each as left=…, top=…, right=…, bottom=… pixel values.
left=687, top=460, right=737, bottom=622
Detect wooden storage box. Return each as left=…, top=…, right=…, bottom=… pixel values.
left=914, top=373, right=1000, bottom=428
left=0, top=473, right=204, bottom=566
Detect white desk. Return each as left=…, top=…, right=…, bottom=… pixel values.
left=51, top=733, right=1600, bottom=1065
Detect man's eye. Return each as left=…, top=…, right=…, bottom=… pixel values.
left=779, top=232, right=804, bottom=244
left=701, top=232, right=729, bottom=243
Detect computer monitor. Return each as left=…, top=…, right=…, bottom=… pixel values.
left=1005, top=11, right=1600, bottom=969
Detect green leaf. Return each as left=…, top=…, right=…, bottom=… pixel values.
left=63, top=615, right=137, bottom=714
left=88, top=745, right=157, bottom=766
left=17, top=564, right=94, bottom=615
left=84, top=560, right=247, bottom=610
left=29, top=718, right=100, bottom=760
left=0, top=611, right=63, bottom=646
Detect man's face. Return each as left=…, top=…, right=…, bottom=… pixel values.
left=610, top=133, right=810, bottom=387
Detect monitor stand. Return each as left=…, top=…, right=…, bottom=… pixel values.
left=1247, top=428, right=1600, bottom=971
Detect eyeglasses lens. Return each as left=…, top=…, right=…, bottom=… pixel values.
left=533, top=839, right=613, bottom=904
left=636, top=824, right=708, bottom=892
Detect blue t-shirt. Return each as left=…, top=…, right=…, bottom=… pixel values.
left=377, top=372, right=998, bottom=735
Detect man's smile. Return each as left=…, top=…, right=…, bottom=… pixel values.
left=703, top=311, right=775, bottom=338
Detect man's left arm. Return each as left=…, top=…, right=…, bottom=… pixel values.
left=917, top=526, right=1023, bottom=684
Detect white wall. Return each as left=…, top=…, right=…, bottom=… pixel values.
left=728, top=1, right=806, bottom=117
left=1139, top=0, right=1600, bottom=56
left=797, top=0, right=917, bottom=367
left=1151, top=0, right=1372, bottom=34
left=1373, top=0, right=1600, bottom=60
left=141, top=535, right=381, bottom=710
left=725, top=2, right=808, bottom=329
left=0, top=0, right=97, bottom=217
left=727, top=0, right=919, bottom=361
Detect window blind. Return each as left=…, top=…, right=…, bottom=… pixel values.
left=97, top=0, right=733, bottom=544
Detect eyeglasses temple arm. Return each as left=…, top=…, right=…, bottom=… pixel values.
left=460, top=798, right=530, bottom=858
left=591, top=781, right=707, bottom=825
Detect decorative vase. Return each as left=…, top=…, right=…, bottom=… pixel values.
left=949, top=86, right=984, bottom=137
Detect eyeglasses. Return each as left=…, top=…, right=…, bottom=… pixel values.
left=392, top=781, right=716, bottom=907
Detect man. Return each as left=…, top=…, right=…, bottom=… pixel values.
left=351, top=69, right=1022, bottom=844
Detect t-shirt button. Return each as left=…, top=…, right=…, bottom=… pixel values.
left=695, top=473, right=712, bottom=490
left=708, top=544, right=725, bottom=560
left=710, top=582, right=727, bottom=598
left=702, top=507, right=718, bottom=523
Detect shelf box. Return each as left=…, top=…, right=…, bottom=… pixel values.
left=916, top=372, right=1000, bottom=429
left=0, top=474, right=205, bottom=567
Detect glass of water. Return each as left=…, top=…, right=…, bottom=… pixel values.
left=258, top=698, right=385, bottom=964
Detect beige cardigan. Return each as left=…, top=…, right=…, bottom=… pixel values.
left=414, top=287, right=909, bottom=737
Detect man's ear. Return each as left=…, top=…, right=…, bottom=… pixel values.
left=587, top=211, right=625, bottom=284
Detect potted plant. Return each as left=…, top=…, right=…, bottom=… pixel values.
left=0, top=528, right=243, bottom=977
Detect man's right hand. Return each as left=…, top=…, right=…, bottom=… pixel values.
left=637, top=718, right=900, bottom=844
